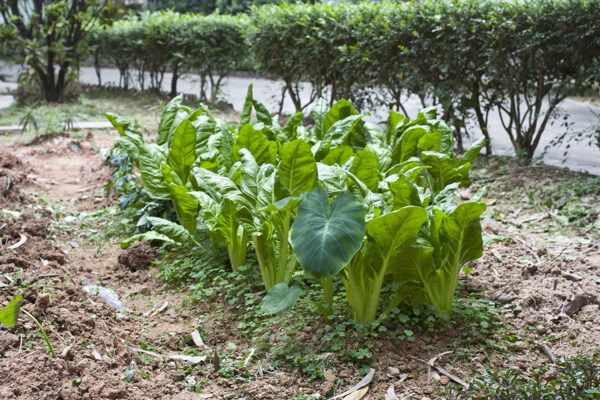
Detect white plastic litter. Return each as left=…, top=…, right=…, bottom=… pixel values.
left=81, top=277, right=128, bottom=312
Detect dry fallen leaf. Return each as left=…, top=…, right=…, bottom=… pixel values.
left=385, top=385, right=399, bottom=400
left=191, top=330, right=207, bottom=349
left=330, top=368, right=375, bottom=400
left=342, top=386, right=369, bottom=400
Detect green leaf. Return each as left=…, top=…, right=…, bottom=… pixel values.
left=120, top=231, right=175, bottom=249
left=157, top=94, right=183, bottom=146
left=366, top=206, right=428, bottom=267
left=291, top=189, right=366, bottom=279
left=167, top=118, right=196, bottom=184
left=392, top=126, right=428, bottom=164
left=279, top=139, right=318, bottom=197
left=169, top=184, right=199, bottom=235
left=282, top=112, right=303, bottom=141
left=239, top=82, right=254, bottom=129
left=322, top=145, right=354, bottom=167
left=259, top=195, right=305, bottom=212
left=349, top=150, right=379, bottom=193
left=138, top=145, right=170, bottom=200
left=310, top=98, right=329, bottom=139
left=253, top=99, right=273, bottom=126
left=233, top=124, right=277, bottom=165
left=147, top=217, right=197, bottom=246
left=0, top=295, right=22, bottom=327
left=461, top=137, right=486, bottom=164
left=260, top=282, right=302, bottom=315
left=322, top=99, right=358, bottom=136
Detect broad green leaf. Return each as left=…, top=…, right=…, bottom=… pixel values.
left=260, top=282, right=302, bottom=315
left=238, top=149, right=276, bottom=211
left=388, top=175, right=422, bottom=209
left=147, top=216, right=197, bottom=245
left=239, top=82, right=254, bottom=129
left=291, top=189, right=366, bottom=279
left=167, top=107, right=191, bottom=149
left=421, top=151, right=463, bottom=194
left=0, top=295, right=22, bottom=327
left=315, top=115, right=364, bottom=160
left=322, top=146, right=354, bottom=167
left=392, top=126, right=428, bottom=164
left=366, top=206, right=428, bottom=265
left=233, top=124, right=277, bottom=165
left=310, top=98, right=329, bottom=139
left=461, top=137, right=486, bottom=164
left=349, top=150, right=379, bottom=193
left=279, top=139, right=317, bottom=197
left=386, top=110, right=407, bottom=144
left=259, top=195, right=305, bottom=212
left=322, top=99, right=358, bottom=136
left=138, top=146, right=170, bottom=200
left=192, top=167, right=239, bottom=202
left=169, top=184, right=199, bottom=235
left=157, top=94, right=183, bottom=146
left=441, top=202, right=487, bottom=267
left=167, top=119, right=196, bottom=184
left=253, top=99, right=272, bottom=126
left=282, top=112, right=303, bottom=141
left=121, top=231, right=175, bottom=249
left=316, top=163, right=348, bottom=194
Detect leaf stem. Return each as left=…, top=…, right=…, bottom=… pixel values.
left=21, top=309, right=56, bottom=358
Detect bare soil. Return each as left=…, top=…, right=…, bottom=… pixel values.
left=0, top=131, right=598, bottom=400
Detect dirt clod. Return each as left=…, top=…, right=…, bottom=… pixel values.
left=118, top=242, right=159, bottom=271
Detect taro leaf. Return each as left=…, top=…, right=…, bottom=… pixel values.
left=291, top=189, right=365, bottom=279
left=147, top=217, right=197, bottom=246
left=120, top=231, right=175, bottom=249
left=279, top=139, right=317, bottom=197
left=260, top=282, right=302, bottom=315
left=0, top=295, right=22, bottom=327
left=167, top=119, right=196, bottom=184
left=157, top=94, right=183, bottom=146
left=349, top=150, right=379, bottom=193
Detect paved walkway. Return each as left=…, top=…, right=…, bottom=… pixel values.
left=1, top=61, right=599, bottom=174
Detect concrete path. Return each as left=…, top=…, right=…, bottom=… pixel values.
left=1, top=61, right=599, bottom=174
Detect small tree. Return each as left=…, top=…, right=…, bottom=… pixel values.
left=0, top=0, right=116, bottom=102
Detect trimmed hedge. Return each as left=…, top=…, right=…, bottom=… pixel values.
left=91, top=11, right=248, bottom=100
left=91, top=1, right=600, bottom=158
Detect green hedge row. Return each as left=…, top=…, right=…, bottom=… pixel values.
left=91, top=0, right=600, bottom=159
left=91, top=11, right=248, bottom=101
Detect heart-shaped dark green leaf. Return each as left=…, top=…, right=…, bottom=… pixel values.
left=0, top=295, right=23, bottom=327
left=291, top=189, right=365, bottom=279
left=260, top=282, right=302, bottom=315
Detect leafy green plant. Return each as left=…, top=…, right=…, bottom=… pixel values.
left=0, top=296, right=57, bottom=358
left=452, top=356, right=600, bottom=399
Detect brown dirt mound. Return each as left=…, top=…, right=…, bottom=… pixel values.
left=118, top=242, right=160, bottom=271
left=0, top=151, right=32, bottom=208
